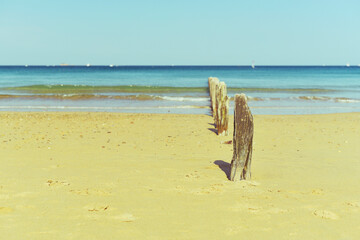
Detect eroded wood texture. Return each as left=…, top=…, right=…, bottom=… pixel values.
left=208, top=77, right=219, bottom=118
left=215, top=82, right=229, bottom=136
left=230, top=94, right=254, bottom=181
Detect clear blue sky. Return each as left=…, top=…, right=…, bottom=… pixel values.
left=0, top=0, right=359, bottom=65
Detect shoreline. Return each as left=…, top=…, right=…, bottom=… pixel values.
left=0, top=110, right=360, bottom=115
left=1, top=112, right=359, bottom=239
left=0, top=108, right=360, bottom=115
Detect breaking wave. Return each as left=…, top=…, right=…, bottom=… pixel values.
left=0, top=94, right=358, bottom=103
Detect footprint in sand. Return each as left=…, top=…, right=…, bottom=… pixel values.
left=234, top=181, right=260, bottom=189
left=69, top=189, right=111, bottom=196
left=185, top=171, right=200, bottom=179
left=345, top=202, right=360, bottom=212
left=46, top=180, right=70, bottom=187
left=242, top=181, right=260, bottom=187
left=247, top=206, right=262, bottom=213
left=313, top=210, right=338, bottom=220
left=85, top=204, right=109, bottom=212
left=311, top=189, right=324, bottom=195
left=192, top=184, right=224, bottom=195
left=0, top=207, right=13, bottom=214
left=175, top=185, right=185, bottom=192
left=346, top=202, right=360, bottom=208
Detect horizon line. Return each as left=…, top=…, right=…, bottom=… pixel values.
left=0, top=64, right=359, bottom=67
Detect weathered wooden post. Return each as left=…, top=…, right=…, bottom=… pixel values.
left=208, top=77, right=219, bottom=117
left=208, top=77, right=213, bottom=109
left=215, top=82, right=229, bottom=136
left=230, top=94, right=254, bottom=181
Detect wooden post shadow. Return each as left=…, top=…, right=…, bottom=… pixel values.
left=214, top=160, right=231, bottom=179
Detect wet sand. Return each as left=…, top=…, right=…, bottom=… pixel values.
left=0, top=112, right=359, bottom=239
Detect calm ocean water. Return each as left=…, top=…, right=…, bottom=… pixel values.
left=0, top=65, right=359, bottom=115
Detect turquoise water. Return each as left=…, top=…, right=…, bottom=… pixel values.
left=0, top=65, right=359, bottom=114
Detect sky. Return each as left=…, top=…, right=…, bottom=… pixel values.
left=0, top=0, right=359, bottom=65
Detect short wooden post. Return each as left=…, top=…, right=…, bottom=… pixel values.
left=215, top=82, right=229, bottom=136
left=230, top=94, right=254, bottom=181
left=208, top=77, right=219, bottom=118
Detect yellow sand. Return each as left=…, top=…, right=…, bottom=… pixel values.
left=0, top=112, right=359, bottom=239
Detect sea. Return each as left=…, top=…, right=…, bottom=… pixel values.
left=0, top=65, right=359, bottom=115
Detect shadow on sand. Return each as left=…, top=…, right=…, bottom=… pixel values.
left=214, top=160, right=231, bottom=180
left=208, top=128, right=218, bottom=134
left=208, top=123, right=218, bottom=134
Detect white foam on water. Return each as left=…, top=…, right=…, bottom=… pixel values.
left=160, top=96, right=209, bottom=102
left=335, top=98, right=360, bottom=103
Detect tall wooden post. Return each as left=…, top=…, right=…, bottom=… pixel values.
left=230, top=94, right=254, bottom=181
left=215, top=82, right=229, bottom=136
left=208, top=77, right=219, bottom=118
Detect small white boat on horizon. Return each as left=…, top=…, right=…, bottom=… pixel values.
left=109, top=64, right=114, bottom=67
left=86, top=64, right=91, bottom=67
left=346, top=63, right=350, bottom=67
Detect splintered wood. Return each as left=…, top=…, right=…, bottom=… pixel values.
left=230, top=94, right=254, bottom=181
left=208, top=77, right=229, bottom=136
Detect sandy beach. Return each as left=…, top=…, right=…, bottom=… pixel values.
left=0, top=112, right=359, bottom=239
